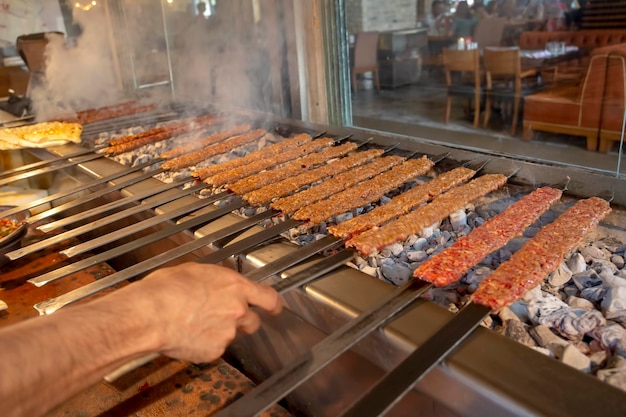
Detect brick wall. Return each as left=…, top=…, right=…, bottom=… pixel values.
left=346, top=0, right=417, bottom=33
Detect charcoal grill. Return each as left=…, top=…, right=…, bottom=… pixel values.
left=1, top=106, right=625, bottom=417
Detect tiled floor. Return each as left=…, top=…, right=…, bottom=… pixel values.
left=350, top=79, right=626, bottom=177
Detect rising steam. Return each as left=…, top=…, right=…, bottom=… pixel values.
left=30, top=1, right=274, bottom=121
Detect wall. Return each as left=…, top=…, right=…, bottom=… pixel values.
left=0, top=0, right=65, bottom=48
left=346, top=0, right=417, bottom=34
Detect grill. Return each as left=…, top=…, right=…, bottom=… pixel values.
left=1, top=104, right=625, bottom=417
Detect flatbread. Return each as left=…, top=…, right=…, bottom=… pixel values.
left=0, top=122, right=82, bottom=150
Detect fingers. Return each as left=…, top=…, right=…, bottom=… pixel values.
left=241, top=280, right=283, bottom=315
left=236, top=310, right=261, bottom=334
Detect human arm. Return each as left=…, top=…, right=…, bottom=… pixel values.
left=0, top=262, right=282, bottom=417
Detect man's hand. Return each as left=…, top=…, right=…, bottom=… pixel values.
left=120, top=263, right=282, bottom=363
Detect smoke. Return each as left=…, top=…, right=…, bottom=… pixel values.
left=30, top=1, right=276, bottom=120
left=30, top=5, right=124, bottom=121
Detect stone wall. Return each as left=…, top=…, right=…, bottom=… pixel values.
left=346, top=0, right=417, bottom=34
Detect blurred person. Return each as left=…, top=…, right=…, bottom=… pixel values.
left=425, top=0, right=448, bottom=35
left=0, top=263, right=282, bottom=417
left=452, top=1, right=477, bottom=38
left=545, top=0, right=566, bottom=31
left=486, top=0, right=500, bottom=16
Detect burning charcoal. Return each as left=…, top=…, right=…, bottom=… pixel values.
left=562, top=284, right=579, bottom=298
left=532, top=346, right=554, bottom=357
left=354, top=255, right=368, bottom=268
left=529, top=325, right=569, bottom=353
left=117, top=153, right=134, bottom=166
left=360, top=265, right=377, bottom=277
left=334, top=212, right=353, bottom=224
left=572, top=271, right=604, bottom=291
left=597, top=365, right=626, bottom=392
left=590, top=260, right=618, bottom=278
left=243, top=207, right=257, bottom=217
left=379, top=248, right=392, bottom=258
left=380, top=195, right=392, bottom=204
left=566, top=295, right=595, bottom=310
left=387, top=243, right=404, bottom=257
left=611, top=254, right=625, bottom=269
left=462, top=266, right=492, bottom=286
left=601, top=286, right=626, bottom=324
left=426, top=287, right=460, bottom=307
left=499, top=306, right=521, bottom=322
left=522, top=285, right=543, bottom=303
left=381, top=263, right=413, bottom=285
left=510, top=301, right=532, bottom=322
left=503, top=320, right=537, bottom=347
left=523, top=226, right=540, bottom=238
left=528, top=294, right=606, bottom=340
left=437, top=230, right=451, bottom=246
left=467, top=212, right=485, bottom=228
left=449, top=209, right=467, bottom=231
left=421, top=222, right=440, bottom=238
left=549, top=262, right=573, bottom=287
left=405, top=235, right=418, bottom=247
left=412, top=237, right=427, bottom=251
left=589, top=350, right=608, bottom=371
left=567, top=253, right=587, bottom=274
left=582, top=245, right=607, bottom=263
left=560, top=344, right=592, bottom=373
left=407, top=250, right=428, bottom=262
left=581, top=286, right=607, bottom=303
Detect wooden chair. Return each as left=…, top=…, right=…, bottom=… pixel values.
left=473, top=17, right=508, bottom=49
left=442, top=48, right=482, bottom=127
left=351, top=31, right=380, bottom=93
left=482, top=47, right=542, bottom=136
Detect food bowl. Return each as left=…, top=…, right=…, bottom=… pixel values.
left=0, top=206, right=29, bottom=267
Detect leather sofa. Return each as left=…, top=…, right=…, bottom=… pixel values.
left=518, top=30, right=626, bottom=51
left=522, top=44, right=623, bottom=151
left=598, top=45, right=626, bottom=152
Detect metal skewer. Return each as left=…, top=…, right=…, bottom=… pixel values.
left=212, top=278, right=433, bottom=417
left=26, top=163, right=167, bottom=224
left=37, top=179, right=204, bottom=232
left=7, top=190, right=228, bottom=261
left=0, top=159, right=160, bottom=218
left=0, top=146, right=104, bottom=179
left=339, top=302, right=489, bottom=417
left=33, top=213, right=297, bottom=315
left=0, top=153, right=104, bottom=187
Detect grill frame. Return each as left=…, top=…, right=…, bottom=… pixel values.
left=8, top=113, right=626, bottom=417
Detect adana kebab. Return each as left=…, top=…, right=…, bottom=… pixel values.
left=206, top=137, right=336, bottom=187
left=347, top=173, right=508, bottom=256
left=228, top=141, right=359, bottom=195
left=161, top=123, right=252, bottom=159
left=341, top=196, right=611, bottom=417
left=191, top=133, right=313, bottom=181
left=243, top=148, right=385, bottom=206
left=414, top=186, right=563, bottom=286
left=161, top=128, right=266, bottom=171
left=212, top=186, right=565, bottom=417
left=329, top=166, right=476, bottom=239
left=472, top=196, right=611, bottom=311
left=106, top=113, right=219, bottom=147
left=293, top=156, right=435, bottom=224
left=270, top=155, right=406, bottom=214
left=103, top=115, right=223, bottom=156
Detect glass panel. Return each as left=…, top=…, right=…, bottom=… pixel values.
left=345, top=0, right=626, bottom=177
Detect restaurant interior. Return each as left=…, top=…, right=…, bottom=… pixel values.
left=0, top=0, right=624, bottom=178
left=1, top=2, right=626, bottom=416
